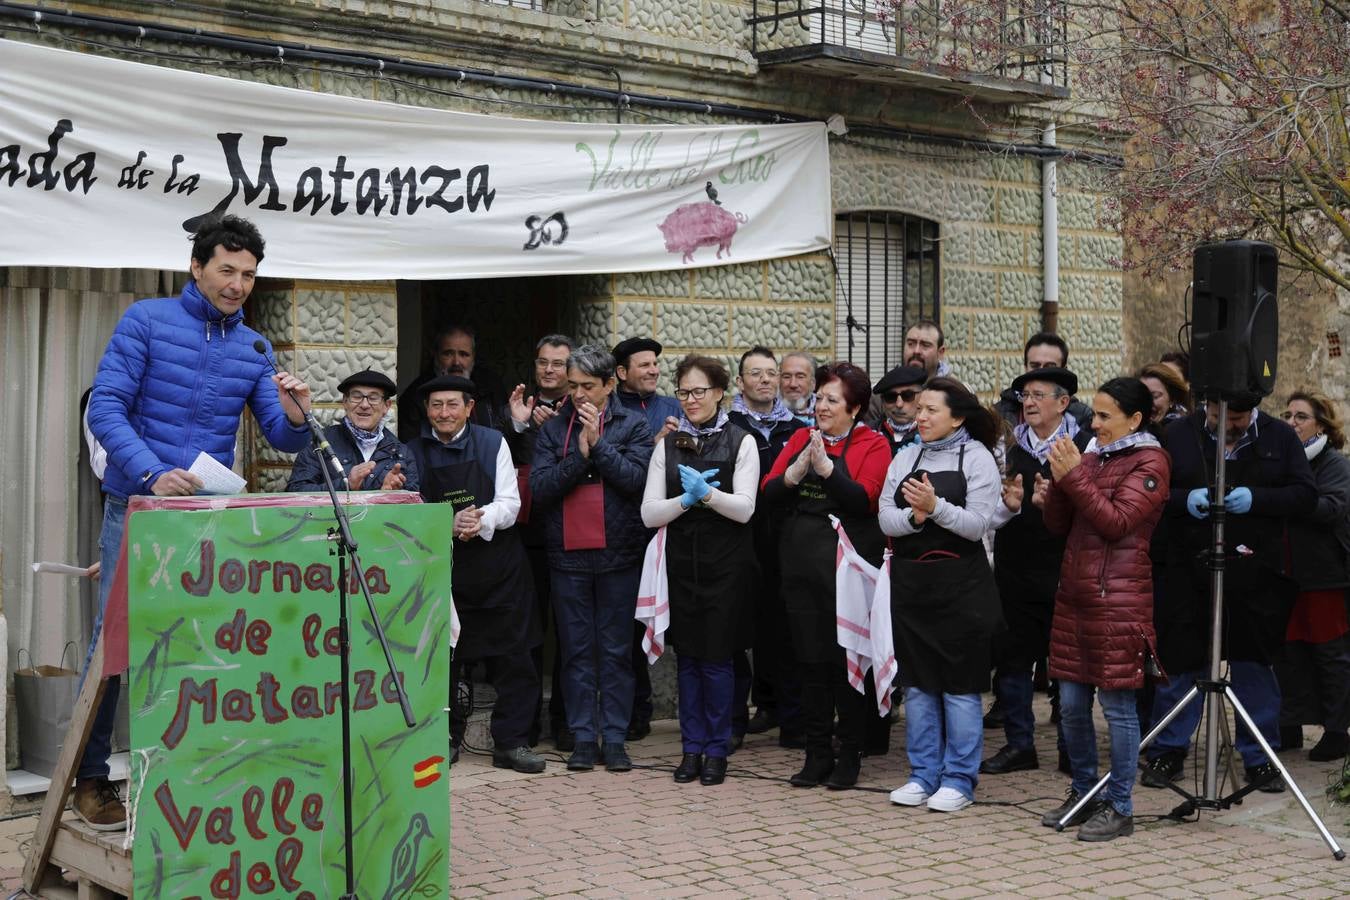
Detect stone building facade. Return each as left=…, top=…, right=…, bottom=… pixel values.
left=0, top=0, right=1124, bottom=773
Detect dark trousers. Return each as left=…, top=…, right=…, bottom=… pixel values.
left=525, top=544, right=566, bottom=733
left=554, top=566, right=640, bottom=744
left=451, top=649, right=539, bottom=750
left=800, top=655, right=867, bottom=755
left=1276, top=634, right=1350, bottom=732
left=677, top=655, right=735, bottom=758
left=630, top=621, right=653, bottom=725
left=751, top=575, right=802, bottom=730
left=732, top=650, right=752, bottom=736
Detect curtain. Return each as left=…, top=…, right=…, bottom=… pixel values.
left=0, top=270, right=170, bottom=765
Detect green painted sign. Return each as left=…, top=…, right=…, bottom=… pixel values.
left=126, top=500, right=452, bottom=899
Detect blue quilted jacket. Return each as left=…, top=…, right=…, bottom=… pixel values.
left=88, top=281, right=309, bottom=499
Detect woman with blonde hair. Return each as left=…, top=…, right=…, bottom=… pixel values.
left=1137, top=363, right=1190, bottom=425
left=1278, top=389, right=1350, bottom=761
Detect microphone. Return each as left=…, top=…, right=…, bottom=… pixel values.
left=253, top=340, right=347, bottom=486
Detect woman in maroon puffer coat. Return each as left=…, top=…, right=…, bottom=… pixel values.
left=1034, top=377, right=1171, bottom=843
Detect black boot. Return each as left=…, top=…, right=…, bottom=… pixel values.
left=825, top=749, right=862, bottom=789
left=1281, top=724, right=1305, bottom=751
left=789, top=752, right=834, bottom=788
left=673, top=753, right=702, bottom=783
left=1309, top=730, right=1349, bottom=762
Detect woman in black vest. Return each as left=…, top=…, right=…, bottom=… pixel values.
left=641, top=356, right=760, bottom=785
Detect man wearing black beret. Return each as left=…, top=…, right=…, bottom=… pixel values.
left=871, top=364, right=927, bottom=456
left=612, top=335, right=682, bottom=740
left=286, top=368, right=419, bottom=493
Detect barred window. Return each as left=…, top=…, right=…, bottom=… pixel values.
left=832, top=212, right=940, bottom=375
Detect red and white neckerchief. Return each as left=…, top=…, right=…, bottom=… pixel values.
left=635, top=526, right=669, bottom=664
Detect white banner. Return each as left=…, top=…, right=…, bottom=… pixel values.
left=0, top=38, right=832, bottom=279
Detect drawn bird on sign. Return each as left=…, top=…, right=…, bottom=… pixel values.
left=381, top=812, right=432, bottom=900
left=705, top=181, right=721, bottom=205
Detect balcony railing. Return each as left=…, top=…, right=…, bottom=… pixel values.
left=749, top=0, right=1069, bottom=102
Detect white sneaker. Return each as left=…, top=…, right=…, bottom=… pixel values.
left=926, top=786, right=973, bottom=812
left=889, top=782, right=931, bottom=806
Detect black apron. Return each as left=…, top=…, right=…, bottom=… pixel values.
left=1162, top=452, right=1297, bottom=669
left=778, top=428, right=886, bottom=664
left=423, top=442, right=537, bottom=660
left=890, top=444, right=1001, bottom=694
left=663, top=426, right=757, bottom=660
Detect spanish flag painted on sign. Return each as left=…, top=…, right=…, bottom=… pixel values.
left=413, top=755, right=445, bottom=788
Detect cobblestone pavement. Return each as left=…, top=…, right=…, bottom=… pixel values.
left=448, top=701, right=1350, bottom=898
left=1, top=699, right=1347, bottom=897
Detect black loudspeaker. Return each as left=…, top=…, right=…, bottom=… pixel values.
left=1190, top=240, right=1279, bottom=400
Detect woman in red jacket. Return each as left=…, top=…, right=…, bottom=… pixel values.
left=1037, top=377, right=1171, bottom=842
left=762, top=363, right=891, bottom=789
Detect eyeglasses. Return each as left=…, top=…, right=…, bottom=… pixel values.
left=1283, top=411, right=1315, bottom=423
left=535, top=359, right=568, bottom=370
left=743, top=368, right=779, bottom=380
left=345, top=391, right=386, bottom=406
left=674, top=387, right=715, bottom=401
left=882, top=389, right=919, bottom=404
left=1015, top=390, right=1063, bottom=402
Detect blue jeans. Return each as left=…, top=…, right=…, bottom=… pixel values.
left=903, top=688, right=982, bottom=799
left=995, top=665, right=1036, bottom=751
left=551, top=566, right=640, bottom=745
left=677, top=655, right=734, bottom=758
left=1060, top=681, right=1139, bottom=816
left=1147, top=663, right=1281, bottom=767
left=78, top=496, right=126, bottom=781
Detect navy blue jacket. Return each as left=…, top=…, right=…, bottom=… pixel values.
left=529, top=398, right=653, bottom=572
left=615, top=388, right=680, bottom=441
left=88, top=281, right=309, bottom=498
left=286, top=421, right=419, bottom=493
left=1163, top=410, right=1316, bottom=564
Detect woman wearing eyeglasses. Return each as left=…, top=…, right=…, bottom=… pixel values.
left=641, top=356, right=759, bottom=785
left=880, top=377, right=1003, bottom=813
left=762, top=363, right=891, bottom=789
left=1276, top=391, right=1350, bottom=761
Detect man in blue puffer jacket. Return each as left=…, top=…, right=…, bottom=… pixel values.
left=80, top=215, right=313, bottom=831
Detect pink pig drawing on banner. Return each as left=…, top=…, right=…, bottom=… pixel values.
left=658, top=201, right=749, bottom=264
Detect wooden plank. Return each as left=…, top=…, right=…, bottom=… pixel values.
left=23, top=639, right=111, bottom=893
left=76, top=877, right=119, bottom=900
left=51, top=823, right=131, bottom=896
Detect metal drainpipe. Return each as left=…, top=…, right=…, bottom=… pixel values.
left=1041, top=119, right=1059, bottom=335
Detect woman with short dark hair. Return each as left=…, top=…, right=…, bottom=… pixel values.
left=762, top=363, right=891, bottom=789
left=880, top=377, right=1002, bottom=813
left=1277, top=390, right=1350, bottom=761
left=641, top=355, right=759, bottom=785
left=1038, top=377, right=1171, bottom=842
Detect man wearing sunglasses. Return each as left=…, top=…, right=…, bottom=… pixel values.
left=286, top=369, right=419, bottom=493
left=871, top=364, right=927, bottom=456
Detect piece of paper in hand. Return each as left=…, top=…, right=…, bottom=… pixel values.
left=31, top=561, right=93, bottom=577
left=189, top=451, right=247, bottom=495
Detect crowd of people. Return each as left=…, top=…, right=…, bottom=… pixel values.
left=78, top=215, right=1349, bottom=847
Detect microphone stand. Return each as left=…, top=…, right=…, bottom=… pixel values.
left=270, top=366, right=417, bottom=898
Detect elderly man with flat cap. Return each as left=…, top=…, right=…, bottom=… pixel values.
left=872, top=364, right=927, bottom=456
left=287, top=369, right=418, bottom=493
left=408, top=374, right=545, bottom=774
left=982, top=366, right=1092, bottom=776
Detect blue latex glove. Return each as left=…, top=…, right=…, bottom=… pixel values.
left=1224, top=486, right=1253, bottom=514
left=678, top=466, right=720, bottom=507
left=1186, top=487, right=1210, bottom=520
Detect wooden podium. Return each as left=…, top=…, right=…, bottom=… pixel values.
left=23, top=491, right=452, bottom=899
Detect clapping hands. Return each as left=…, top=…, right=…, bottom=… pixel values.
left=678, top=464, right=721, bottom=508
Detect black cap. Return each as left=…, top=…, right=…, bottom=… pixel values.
left=420, top=374, right=477, bottom=399
left=872, top=365, right=927, bottom=395
left=612, top=337, right=662, bottom=367
left=337, top=369, right=397, bottom=398
left=1011, top=366, right=1078, bottom=398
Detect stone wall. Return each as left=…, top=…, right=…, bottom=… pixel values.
left=246, top=280, right=400, bottom=491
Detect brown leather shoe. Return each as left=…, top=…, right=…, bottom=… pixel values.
left=72, top=778, right=127, bottom=832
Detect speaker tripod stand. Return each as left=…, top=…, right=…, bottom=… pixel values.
left=1053, top=397, right=1345, bottom=859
